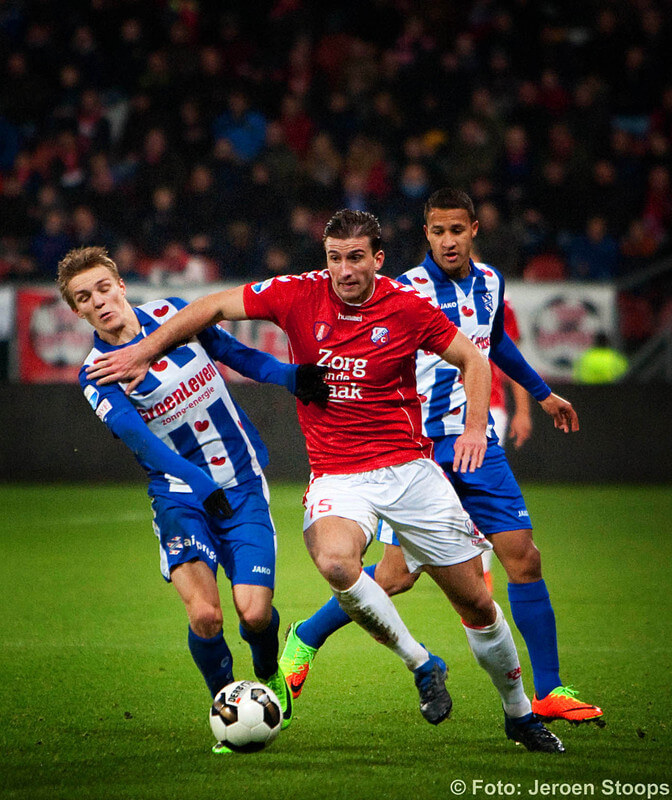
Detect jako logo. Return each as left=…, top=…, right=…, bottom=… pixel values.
left=252, top=565, right=271, bottom=575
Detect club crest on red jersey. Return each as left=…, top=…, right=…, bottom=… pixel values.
left=371, top=326, right=389, bottom=346
left=314, top=321, right=332, bottom=341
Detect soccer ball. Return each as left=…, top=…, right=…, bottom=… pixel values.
left=209, top=680, right=283, bottom=752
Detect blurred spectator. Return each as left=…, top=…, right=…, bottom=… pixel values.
left=495, top=125, right=534, bottom=210
left=182, top=163, right=222, bottom=246
left=145, top=241, right=217, bottom=286
left=642, top=164, right=672, bottom=246
left=0, top=113, right=21, bottom=172
left=0, top=238, right=40, bottom=283
left=441, top=116, right=499, bottom=188
left=567, top=216, right=620, bottom=282
left=474, top=202, right=522, bottom=276
left=173, top=99, right=212, bottom=168
left=83, top=153, right=131, bottom=237
left=30, top=209, right=74, bottom=277
left=53, top=130, right=85, bottom=196
left=76, top=88, right=111, bottom=154
left=620, top=217, right=660, bottom=275
left=0, top=174, right=33, bottom=240
left=260, top=120, right=301, bottom=188
left=279, top=93, right=315, bottom=158
left=132, top=126, right=186, bottom=207
left=261, top=242, right=292, bottom=279
left=112, top=241, right=144, bottom=283
left=212, top=89, right=267, bottom=163
left=286, top=205, right=323, bottom=272
left=301, top=131, right=342, bottom=208
left=139, top=185, right=184, bottom=257
left=71, top=205, right=115, bottom=250
left=220, top=221, right=265, bottom=279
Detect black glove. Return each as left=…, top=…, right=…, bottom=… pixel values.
left=294, top=363, right=330, bottom=405
left=203, top=488, right=234, bottom=520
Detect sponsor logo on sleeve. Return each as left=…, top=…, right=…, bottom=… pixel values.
left=95, top=398, right=113, bottom=422
left=83, top=384, right=99, bottom=409
left=251, top=278, right=274, bottom=294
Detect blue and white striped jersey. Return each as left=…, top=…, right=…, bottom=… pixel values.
left=397, top=253, right=505, bottom=438
left=79, top=297, right=269, bottom=505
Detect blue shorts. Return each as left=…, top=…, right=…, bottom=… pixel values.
left=433, top=436, right=532, bottom=535
left=151, top=476, right=276, bottom=588
left=378, top=437, right=531, bottom=545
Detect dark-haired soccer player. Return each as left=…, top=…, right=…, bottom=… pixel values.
left=279, top=189, right=602, bottom=729
left=57, top=245, right=329, bottom=754
left=86, top=211, right=564, bottom=752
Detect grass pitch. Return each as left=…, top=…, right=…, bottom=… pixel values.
left=1, top=483, right=671, bottom=800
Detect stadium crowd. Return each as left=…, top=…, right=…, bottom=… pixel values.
left=1, top=0, right=671, bottom=348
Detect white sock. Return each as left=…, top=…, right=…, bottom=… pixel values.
left=481, top=548, right=494, bottom=572
left=463, top=602, right=532, bottom=719
left=332, top=571, right=429, bottom=670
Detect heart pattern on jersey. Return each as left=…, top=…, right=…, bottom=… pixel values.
left=210, top=456, right=227, bottom=466
left=461, top=306, right=474, bottom=317
left=194, top=420, right=210, bottom=432
left=155, top=306, right=169, bottom=317
left=152, top=360, right=168, bottom=371
left=413, top=277, right=429, bottom=284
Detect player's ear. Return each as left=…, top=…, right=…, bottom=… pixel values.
left=471, top=220, right=479, bottom=237
left=119, top=277, right=127, bottom=295
left=374, top=249, right=385, bottom=272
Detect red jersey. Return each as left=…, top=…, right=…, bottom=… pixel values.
left=243, top=271, right=458, bottom=477
left=490, top=299, right=521, bottom=410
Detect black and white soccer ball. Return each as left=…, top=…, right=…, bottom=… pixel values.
left=209, top=680, right=283, bottom=752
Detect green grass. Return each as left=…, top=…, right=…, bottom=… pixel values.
left=1, top=483, right=671, bottom=800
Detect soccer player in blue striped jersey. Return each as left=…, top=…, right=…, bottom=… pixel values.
left=57, top=246, right=328, bottom=751
left=280, top=189, right=604, bottom=730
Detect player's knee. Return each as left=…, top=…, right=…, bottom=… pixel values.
left=377, top=567, right=418, bottom=596
left=238, top=605, right=272, bottom=633
left=313, top=553, right=360, bottom=590
left=462, top=594, right=497, bottom=628
left=189, top=603, right=223, bottom=638
left=506, top=542, right=542, bottom=583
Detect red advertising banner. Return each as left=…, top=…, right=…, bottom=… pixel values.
left=16, top=288, right=93, bottom=383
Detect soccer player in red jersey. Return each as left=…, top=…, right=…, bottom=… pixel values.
left=87, top=210, right=564, bottom=752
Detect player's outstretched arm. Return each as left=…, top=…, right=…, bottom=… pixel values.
left=440, top=330, right=491, bottom=473
left=539, top=392, right=579, bottom=433
left=87, top=287, right=248, bottom=393
left=508, top=380, right=533, bottom=448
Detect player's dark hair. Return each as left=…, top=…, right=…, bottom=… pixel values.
left=424, top=188, right=476, bottom=222
left=323, top=209, right=382, bottom=253
left=57, top=246, right=120, bottom=309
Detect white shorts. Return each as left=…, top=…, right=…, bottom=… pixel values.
left=303, top=458, right=491, bottom=573
left=490, top=406, right=509, bottom=445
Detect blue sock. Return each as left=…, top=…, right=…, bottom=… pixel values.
left=188, top=627, right=234, bottom=699
left=239, top=605, right=280, bottom=680
left=507, top=579, right=561, bottom=699
left=298, top=564, right=377, bottom=649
